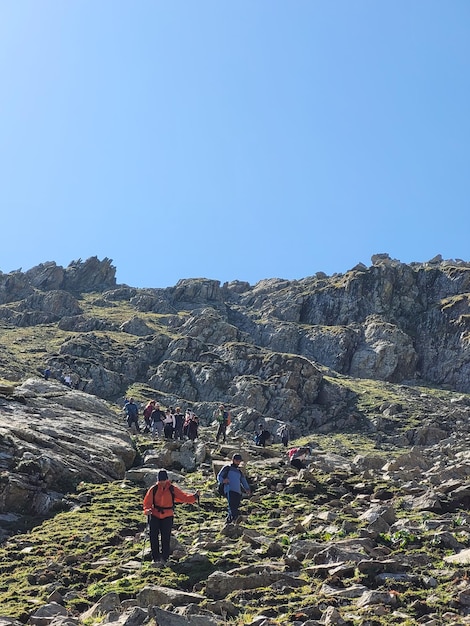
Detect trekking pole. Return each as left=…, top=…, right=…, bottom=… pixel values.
left=196, top=493, right=202, bottom=538
left=140, top=515, right=150, bottom=571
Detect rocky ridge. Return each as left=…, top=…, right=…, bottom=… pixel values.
left=1, top=254, right=470, bottom=442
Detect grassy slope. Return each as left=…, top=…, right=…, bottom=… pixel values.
left=0, top=431, right=466, bottom=625
left=0, top=289, right=468, bottom=623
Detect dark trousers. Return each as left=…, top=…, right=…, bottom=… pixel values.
left=227, top=490, right=242, bottom=522
left=127, top=416, right=140, bottom=432
left=149, top=515, right=173, bottom=561
left=290, top=458, right=305, bottom=470
left=216, top=422, right=227, bottom=442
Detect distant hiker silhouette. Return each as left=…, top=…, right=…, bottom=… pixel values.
left=143, top=400, right=156, bottom=433
left=124, top=397, right=140, bottom=433
left=254, top=423, right=271, bottom=447
left=215, top=404, right=230, bottom=443
left=150, top=404, right=165, bottom=438
left=173, top=406, right=184, bottom=440
left=277, top=424, right=290, bottom=447
left=187, top=412, right=199, bottom=441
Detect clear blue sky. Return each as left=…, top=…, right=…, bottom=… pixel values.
left=0, top=2, right=468, bottom=288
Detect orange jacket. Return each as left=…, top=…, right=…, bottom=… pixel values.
left=143, top=479, right=197, bottom=519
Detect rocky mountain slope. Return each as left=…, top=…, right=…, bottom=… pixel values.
left=1, top=395, right=470, bottom=625
left=1, top=253, right=470, bottom=440
left=0, top=254, right=470, bottom=625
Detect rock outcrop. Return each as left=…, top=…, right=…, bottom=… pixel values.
left=0, top=378, right=135, bottom=536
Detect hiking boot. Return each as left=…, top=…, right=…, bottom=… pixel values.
left=151, top=559, right=163, bottom=568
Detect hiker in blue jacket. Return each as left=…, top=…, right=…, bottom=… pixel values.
left=217, top=453, right=251, bottom=523
left=125, top=397, right=140, bottom=433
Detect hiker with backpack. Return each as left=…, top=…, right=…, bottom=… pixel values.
left=163, top=408, right=175, bottom=439
left=214, top=404, right=231, bottom=443
left=187, top=412, right=199, bottom=441
left=217, top=453, right=251, bottom=524
left=143, top=469, right=199, bottom=566
left=254, top=423, right=271, bottom=447
left=124, top=397, right=140, bottom=433
left=183, top=409, right=191, bottom=438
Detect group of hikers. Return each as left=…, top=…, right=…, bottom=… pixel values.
left=43, top=367, right=75, bottom=388
left=124, top=397, right=293, bottom=451
left=126, top=394, right=313, bottom=565
left=142, top=444, right=312, bottom=566
left=124, top=398, right=199, bottom=441
left=253, top=422, right=290, bottom=447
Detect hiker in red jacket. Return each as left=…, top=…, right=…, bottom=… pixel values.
left=143, top=400, right=156, bottom=433
left=288, top=446, right=310, bottom=470
left=143, top=470, right=199, bottom=565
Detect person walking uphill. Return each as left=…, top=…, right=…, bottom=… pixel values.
left=254, top=423, right=271, bottom=447
left=143, top=470, right=199, bottom=565
left=277, top=423, right=290, bottom=447
left=217, top=453, right=251, bottom=524
left=125, top=397, right=140, bottom=433
left=150, top=403, right=165, bottom=439
left=215, top=404, right=230, bottom=443
left=143, top=400, right=156, bottom=433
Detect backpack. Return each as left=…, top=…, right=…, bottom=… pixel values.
left=289, top=447, right=308, bottom=461
left=217, top=465, right=243, bottom=496
left=217, top=410, right=229, bottom=424
left=152, top=483, right=176, bottom=513
left=217, top=466, right=229, bottom=496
